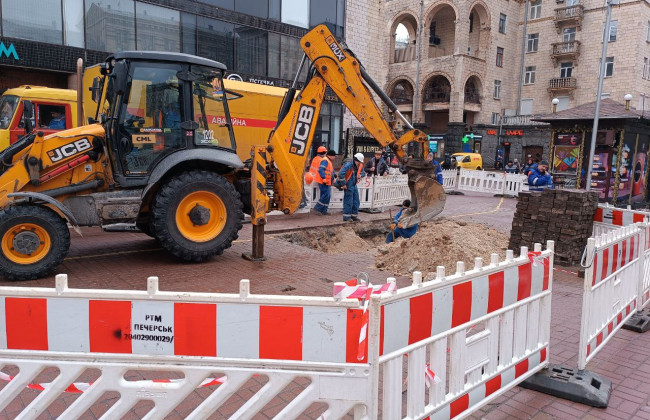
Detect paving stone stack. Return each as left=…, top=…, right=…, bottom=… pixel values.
left=509, top=189, right=599, bottom=266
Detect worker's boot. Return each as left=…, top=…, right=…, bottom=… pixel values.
left=351, top=216, right=360, bottom=222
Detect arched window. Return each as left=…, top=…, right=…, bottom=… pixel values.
left=390, top=81, right=414, bottom=105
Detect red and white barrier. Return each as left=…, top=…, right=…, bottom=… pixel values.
left=592, top=204, right=649, bottom=237
left=579, top=224, right=644, bottom=370
left=376, top=243, right=554, bottom=419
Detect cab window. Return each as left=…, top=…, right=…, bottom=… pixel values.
left=38, top=104, right=67, bottom=129
left=463, top=156, right=471, bottom=163
left=118, top=63, right=184, bottom=175
left=0, top=95, right=18, bottom=129
left=191, top=65, right=235, bottom=151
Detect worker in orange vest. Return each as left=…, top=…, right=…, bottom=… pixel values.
left=312, top=147, right=336, bottom=215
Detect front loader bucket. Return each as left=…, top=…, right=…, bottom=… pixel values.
left=398, top=161, right=447, bottom=228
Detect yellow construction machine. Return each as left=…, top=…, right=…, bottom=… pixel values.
left=0, top=25, right=445, bottom=280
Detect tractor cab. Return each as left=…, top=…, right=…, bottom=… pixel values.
left=91, top=52, right=239, bottom=183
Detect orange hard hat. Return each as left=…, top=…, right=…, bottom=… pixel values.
left=317, top=146, right=327, bottom=153
left=304, top=172, right=314, bottom=185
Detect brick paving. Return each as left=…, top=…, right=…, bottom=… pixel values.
left=2, top=192, right=650, bottom=419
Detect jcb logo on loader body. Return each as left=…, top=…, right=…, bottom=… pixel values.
left=47, top=138, right=92, bottom=163
left=290, top=105, right=315, bottom=156
left=325, top=35, right=346, bottom=62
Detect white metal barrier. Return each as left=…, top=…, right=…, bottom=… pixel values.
left=441, top=169, right=457, bottom=191
left=639, top=224, right=650, bottom=311
left=579, top=225, right=644, bottom=370
left=0, top=275, right=374, bottom=419
left=376, top=242, right=554, bottom=419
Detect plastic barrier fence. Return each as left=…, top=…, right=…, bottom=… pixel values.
left=305, top=175, right=409, bottom=211
left=592, top=204, right=649, bottom=238
left=443, top=169, right=528, bottom=196
left=0, top=246, right=556, bottom=419
left=639, top=224, right=650, bottom=311
left=377, top=242, right=554, bottom=419
left=0, top=276, right=373, bottom=419
left=579, top=225, right=643, bottom=370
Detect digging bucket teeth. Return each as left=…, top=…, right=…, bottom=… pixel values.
left=398, top=161, right=446, bottom=228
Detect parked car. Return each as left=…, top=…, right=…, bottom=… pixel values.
left=451, top=152, right=483, bottom=170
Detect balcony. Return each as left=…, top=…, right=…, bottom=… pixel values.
left=551, top=41, right=580, bottom=65
left=548, top=77, right=577, bottom=95
left=554, top=4, right=583, bottom=33
left=393, top=45, right=417, bottom=64
left=423, top=88, right=451, bottom=104
left=500, top=115, right=549, bottom=126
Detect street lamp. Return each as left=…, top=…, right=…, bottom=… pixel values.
left=624, top=93, right=633, bottom=110
left=586, top=0, right=620, bottom=191
left=552, top=98, right=560, bottom=113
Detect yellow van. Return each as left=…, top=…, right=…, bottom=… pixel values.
left=0, top=86, right=79, bottom=151
left=452, top=152, right=483, bottom=170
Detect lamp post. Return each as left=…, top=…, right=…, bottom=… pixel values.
left=625, top=93, right=633, bottom=110
left=552, top=98, right=560, bottom=113
left=585, top=0, right=619, bottom=191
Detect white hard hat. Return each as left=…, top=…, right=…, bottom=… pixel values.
left=354, top=153, right=365, bottom=162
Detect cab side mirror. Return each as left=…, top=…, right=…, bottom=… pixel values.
left=90, top=76, right=103, bottom=103
left=22, top=101, right=34, bottom=134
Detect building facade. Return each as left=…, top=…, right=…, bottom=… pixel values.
left=381, top=0, right=650, bottom=168
left=0, top=0, right=357, bottom=155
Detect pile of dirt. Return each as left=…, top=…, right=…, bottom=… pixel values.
left=375, top=219, right=509, bottom=279
left=281, top=219, right=509, bottom=279
left=281, top=222, right=389, bottom=254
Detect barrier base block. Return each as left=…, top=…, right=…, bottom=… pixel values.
left=446, top=190, right=465, bottom=195
left=623, top=310, right=650, bottom=333
left=360, top=208, right=382, bottom=214
left=519, top=364, right=611, bottom=408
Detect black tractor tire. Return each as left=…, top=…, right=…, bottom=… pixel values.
left=151, top=170, right=243, bottom=262
left=0, top=205, right=70, bottom=281
left=136, top=220, right=156, bottom=238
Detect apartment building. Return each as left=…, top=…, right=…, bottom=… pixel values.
left=379, top=0, right=650, bottom=167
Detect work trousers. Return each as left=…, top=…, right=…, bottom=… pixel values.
left=314, top=183, right=331, bottom=214
left=342, top=187, right=359, bottom=220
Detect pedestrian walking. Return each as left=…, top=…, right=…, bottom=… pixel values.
left=338, top=153, right=366, bottom=222
left=312, top=149, right=336, bottom=215
left=386, top=199, right=419, bottom=243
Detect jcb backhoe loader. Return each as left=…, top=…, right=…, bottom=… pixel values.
left=0, top=25, right=445, bottom=280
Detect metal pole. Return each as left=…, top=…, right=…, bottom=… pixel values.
left=412, top=0, right=424, bottom=123
left=516, top=0, right=530, bottom=115
left=585, top=0, right=616, bottom=190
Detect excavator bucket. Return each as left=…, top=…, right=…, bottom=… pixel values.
left=398, top=160, right=447, bottom=228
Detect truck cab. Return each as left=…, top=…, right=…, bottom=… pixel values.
left=0, top=86, right=78, bottom=150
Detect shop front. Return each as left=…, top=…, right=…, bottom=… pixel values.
left=536, top=99, right=650, bottom=204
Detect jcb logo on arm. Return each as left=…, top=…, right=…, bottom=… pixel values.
left=290, top=105, right=315, bottom=156
left=47, top=138, right=92, bottom=163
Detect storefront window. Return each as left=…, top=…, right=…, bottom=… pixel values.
left=235, top=26, right=267, bottom=76
left=235, top=0, right=268, bottom=18
left=280, top=35, right=306, bottom=81
left=2, top=0, right=63, bottom=44
left=63, top=0, right=84, bottom=47
left=181, top=13, right=197, bottom=55
left=85, top=0, right=135, bottom=52
left=136, top=3, right=180, bottom=52
left=314, top=102, right=343, bottom=153
left=268, top=33, right=281, bottom=78
left=310, top=0, right=336, bottom=33
left=282, top=0, right=309, bottom=28
left=197, top=17, right=234, bottom=69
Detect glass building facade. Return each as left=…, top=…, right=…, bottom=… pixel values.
left=0, top=0, right=346, bottom=152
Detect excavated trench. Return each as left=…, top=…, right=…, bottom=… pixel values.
left=280, top=218, right=510, bottom=279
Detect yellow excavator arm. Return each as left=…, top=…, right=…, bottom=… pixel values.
left=244, top=25, right=445, bottom=259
